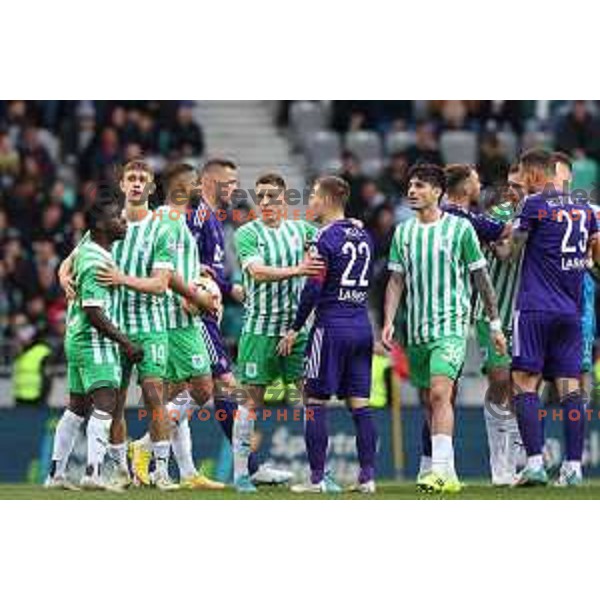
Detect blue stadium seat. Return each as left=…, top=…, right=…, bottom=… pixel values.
left=439, top=130, right=478, bottom=165
left=385, top=130, right=415, bottom=155
left=305, top=130, right=342, bottom=173
left=344, top=130, right=382, bottom=164
left=289, top=101, right=327, bottom=149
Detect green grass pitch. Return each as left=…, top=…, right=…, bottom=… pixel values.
left=3, top=480, right=600, bottom=499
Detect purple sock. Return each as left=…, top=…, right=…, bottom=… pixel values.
left=351, top=407, right=378, bottom=483
left=421, top=418, right=432, bottom=458
left=247, top=451, right=259, bottom=476
left=514, top=392, right=544, bottom=456
left=563, top=392, right=585, bottom=461
left=215, top=398, right=236, bottom=441
left=305, top=405, right=328, bottom=484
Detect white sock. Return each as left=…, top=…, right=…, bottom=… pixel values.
left=138, top=432, right=152, bottom=451
left=51, top=409, right=84, bottom=478
left=484, top=407, right=509, bottom=482
left=418, top=455, right=432, bottom=475
left=171, top=418, right=197, bottom=480
left=166, top=391, right=195, bottom=422
left=87, top=410, right=112, bottom=478
left=565, top=460, right=582, bottom=476
left=526, top=454, right=544, bottom=470
left=232, top=404, right=253, bottom=480
left=108, top=443, right=128, bottom=470
left=431, top=434, right=454, bottom=477
left=152, top=440, right=171, bottom=478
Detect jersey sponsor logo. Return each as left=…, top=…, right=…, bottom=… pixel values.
left=192, top=355, right=206, bottom=369
left=214, top=245, right=225, bottom=265
left=440, top=343, right=464, bottom=368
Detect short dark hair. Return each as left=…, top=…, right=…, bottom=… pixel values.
left=119, top=159, right=154, bottom=181
left=201, top=158, right=237, bottom=174
left=551, top=151, right=573, bottom=171
left=407, top=163, right=446, bottom=197
left=86, top=197, right=119, bottom=231
left=508, top=162, right=520, bottom=175
left=163, top=162, right=196, bottom=189
left=519, top=148, right=553, bottom=174
left=316, top=175, right=350, bottom=206
left=445, top=164, right=474, bottom=197
left=255, top=172, right=287, bottom=189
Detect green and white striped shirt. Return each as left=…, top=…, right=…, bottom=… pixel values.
left=388, top=212, right=486, bottom=345
left=66, top=237, right=122, bottom=364
left=155, top=205, right=201, bottom=330
left=112, top=211, right=175, bottom=335
left=234, top=218, right=317, bottom=336
left=474, top=201, right=522, bottom=331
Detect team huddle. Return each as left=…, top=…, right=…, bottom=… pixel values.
left=45, top=147, right=599, bottom=494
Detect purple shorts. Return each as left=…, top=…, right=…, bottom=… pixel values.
left=200, top=317, right=232, bottom=377
left=512, top=310, right=582, bottom=379
left=304, top=322, right=373, bottom=400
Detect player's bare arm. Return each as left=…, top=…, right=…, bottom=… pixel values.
left=509, top=227, right=529, bottom=261
left=472, top=266, right=506, bottom=355
left=278, top=273, right=324, bottom=356
left=169, top=270, right=220, bottom=316
left=96, top=265, right=171, bottom=295
left=247, top=254, right=324, bottom=283
left=83, top=306, right=143, bottom=363
left=382, top=271, right=405, bottom=350
left=58, top=251, right=77, bottom=300
left=586, top=232, right=600, bottom=281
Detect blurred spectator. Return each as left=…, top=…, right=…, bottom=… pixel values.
left=476, top=101, right=524, bottom=135
left=555, top=101, right=600, bottom=163
left=19, top=126, right=55, bottom=185
left=169, top=103, right=204, bottom=156
left=439, top=100, right=468, bottom=130
left=367, top=202, right=396, bottom=326
left=0, top=131, right=20, bottom=187
left=406, top=121, right=442, bottom=167
left=339, top=151, right=369, bottom=218
left=378, top=151, right=409, bottom=204
left=477, top=131, right=510, bottom=188
left=11, top=314, right=53, bottom=406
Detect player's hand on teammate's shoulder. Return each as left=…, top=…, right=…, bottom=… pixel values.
left=277, top=330, right=298, bottom=356
left=381, top=323, right=395, bottom=350
left=97, top=265, right=125, bottom=287
left=123, top=340, right=144, bottom=364
left=58, top=260, right=76, bottom=301
left=199, top=264, right=216, bottom=279
left=296, top=253, right=325, bottom=277
left=348, top=218, right=364, bottom=229
left=231, top=283, right=245, bottom=303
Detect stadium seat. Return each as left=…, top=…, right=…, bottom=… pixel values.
left=362, top=158, right=384, bottom=177
left=497, top=130, right=518, bottom=162
left=289, top=101, right=327, bottom=149
left=344, top=130, right=383, bottom=164
left=385, top=130, right=415, bottom=155
left=305, top=130, right=342, bottom=173
left=521, top=130, right=554, bottom=150
left=439, top=131, right=478, bottom=165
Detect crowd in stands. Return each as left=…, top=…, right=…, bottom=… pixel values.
left=279, top=100, right=600, bottom=325
left=3, top=100, right=600, bottom=368
left=0, top=101, right=205, bottom=364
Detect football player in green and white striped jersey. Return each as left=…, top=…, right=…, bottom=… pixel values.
left=58, top=161, right=178, bottom=489
left=47, top=197, right=143, bottom=491
left=231, top=172, right=324, bottom=491
left=382, top=164, right=506, bottom=494
left=126, top=163, right=224, bottom=491
left=472, top=164, right=525, bottom=485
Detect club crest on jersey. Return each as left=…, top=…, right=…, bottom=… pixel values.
left=245, top=363, right=257, bottom=378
